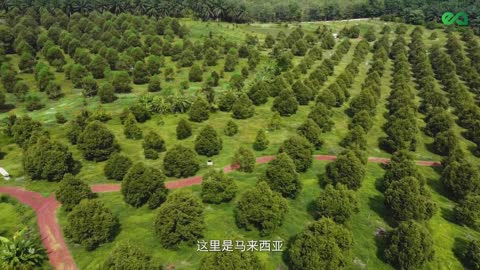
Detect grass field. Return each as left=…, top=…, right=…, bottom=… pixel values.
left=1, top=17, right=480, bottom=270
left=0, top=195, right=37, bottom=238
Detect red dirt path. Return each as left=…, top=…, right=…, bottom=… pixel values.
left=0, top=186, right=76, bottom=270
left=0, top=154, right=442, bottom=269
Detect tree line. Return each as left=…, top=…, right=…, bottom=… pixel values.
left=0, top=0, right=479, bottom=33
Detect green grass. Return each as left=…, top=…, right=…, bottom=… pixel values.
left=1, top=18, right=480, bottom=270
left=0, top=195, right=37, bottom=238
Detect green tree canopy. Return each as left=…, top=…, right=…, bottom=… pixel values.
left=232, top=146, right=256, bottom=173
left=224, top=120, right=238, bottom=136
left=163, top=145, right=200, bottom=178
left=102, top=241, right=159, bottom=270
left=11, top=115, right=42, bottom=148
left=247, top=81, right=269, bottom=106
left=65, top=199, right=118, bottom=251
left=264, top=153, right=301, bottom=198
left=121, top=162, right=168, bottom=209
left=88, top=55, right=108, bottom=79
left=384, top=176, right=436, bottom=222
left=278, top=135, right=313, bottom=172
left=98, top=82, right=117, bottom=103
left=383, top=150, right=423, bottom=190
left=463, top=240, right=480, bottom=270
left=112, top=71, right=132, bottom=93
left=308, top=103, right=334, bottom=132
left=313, top=184, right=358, bottom=223
left=272, top=89, right=299, bottom=116
left=297, top=119, right=324, bottom=149
left=253, top=129, right=269, bottom=151
left=201, top=170, right=238, bottom=204
left=189, top=63, right=203, bottom=82
left=123, top=113, right=143, bottom=140
left=441, top=160, right=480, bottom=201
left=454, top=194, right=480, bottom=229
left=104, top=153, right=133, bottom=181
left=384, top=221, right=434, bottom=270
left=232, top=93, right=255, bottom=119
left=325, top=150, right=366, bottom=190
left=189, top=96, right=210, bottom=122
left=218, top=90, right=237, bottom=112
left=24, top=136, right=77, bottom=181
left=286, top=218, right=353, bottom=270
left=154, top=190, right=204, bottom=248
left=292, top=80, right=313, bottom=105
left=195, top=125, right=223, bottom=157
left=176, top=118, right=192, bottom=139
left=142, top=130, right=166, bottom=155
left=235, top=181, right=288, bottom=236
left=199, top=250, right=265, bottom=270
left=55, top=174, right=96, bottom=211
left=78, top=121, right=120, bottom=161
left=133, top=61, right=149, bottom=84
left=432, top=130, right=459, bottom=156
left=148, top=75, right=162, bottom=92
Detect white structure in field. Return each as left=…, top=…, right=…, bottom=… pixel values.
left=0, top=167, right=10, bottom=180
left=207, top=160, right=213, bottom=166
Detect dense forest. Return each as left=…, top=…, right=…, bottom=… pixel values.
left=0, top=0, right=479, bottom=31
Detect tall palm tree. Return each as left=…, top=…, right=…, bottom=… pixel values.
left=145, top=0, right=161, bottom=18
left=0, top=0, right=8, bottom=11
left=62, top=0, right=75, bottom=15
left=133, top=0, right=148, bottom=15
left=72, top=0, right=93, bottom=14
left=108, top=0, right=127, bottom=14
left=6, top=0, right=26, bottom=11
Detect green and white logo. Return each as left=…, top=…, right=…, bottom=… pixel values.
left=442, top=12, right=469, bottom=26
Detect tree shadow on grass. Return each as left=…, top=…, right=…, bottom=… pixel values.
left=281, top=234, right=296, bottom=269
left=368, top=194, right=396, bottom=227
left=306, top=199, right=317, bottom=219
left=109, top=221, right=122, bottom=245
left=0, top=104, right=15, bottom=113
left=426, top=177, right=450, bottom=199
left=467, top=145, right=480, bottom=157
left=316, top=173, right=329, bottom=189
left=374, top=232, right=389, bottom=266
left=453, top=237, right=469, bottom=269
left=424, top=142, right=439, bottom=156
left=441, top=206, right=457, bottom=224
left=374, top=177, right=386, bottom=193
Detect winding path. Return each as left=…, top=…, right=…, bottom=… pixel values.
left=0, top=155, right=441, bottom=270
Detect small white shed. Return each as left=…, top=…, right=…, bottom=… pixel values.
left=0, top=167, right=10, bottom=180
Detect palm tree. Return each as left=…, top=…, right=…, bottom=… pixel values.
left=132, top=0, right=148, bottom=15
left=106, top=0, right=128, bottom=14
left=72, top=0, right=93, bottom=14
left=144, top=0, right=161, bottom=18
left=168, top=92, right=193, bottom=113
left=62, top=0, right=75, bottom=15
left=0, top=229, right=47, bottom=269
left=6, top=0, right=26, bottom=11
left=0, top=0, right=8, bottom=11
